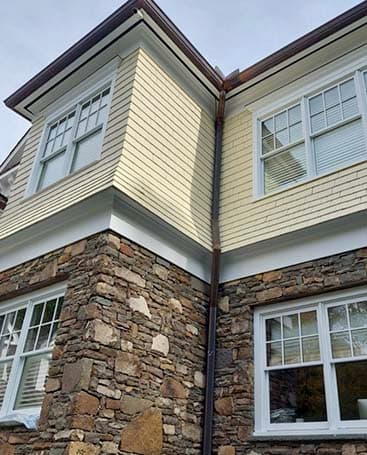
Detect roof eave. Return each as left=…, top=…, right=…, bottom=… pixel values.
left=224, top=0, right=367, bottom=92
left=4, top=0, right=222, bottom=114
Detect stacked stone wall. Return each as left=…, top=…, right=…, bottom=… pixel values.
left=214, top=247, right=367, bottom=455
left=0, top=231, right=209, bottom=454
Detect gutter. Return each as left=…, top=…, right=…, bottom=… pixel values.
left=203, top=89, right=226, bottom=455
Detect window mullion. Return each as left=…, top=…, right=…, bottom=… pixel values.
left=319, top=302, right=339, bottom=431
left=1, top=301, right=34, bottom=416
left=64, top=104, right=82, bottom=176
left=301, top=96, right=315, bottom=178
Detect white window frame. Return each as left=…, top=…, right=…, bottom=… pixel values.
left=254, top=286, right=367, bottom=437
left=254, top=66, right=367, bottom=198
left=26, top=59, right=119, bottom=196
left=0, top=284, right=65, bottom=424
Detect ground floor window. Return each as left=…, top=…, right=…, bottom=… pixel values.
left=0, top=285, right=64, bottom=421
left=254, top=287, right=367, bottom=435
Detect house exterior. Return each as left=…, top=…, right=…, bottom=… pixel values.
left=0, top=0, right=367, bottom=453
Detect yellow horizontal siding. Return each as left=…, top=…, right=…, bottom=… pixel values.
left=220, top=110, right=367, bottom=251
left=0, top=52, right=139, bottom=240
left=114, top=49, right=215, bottom=248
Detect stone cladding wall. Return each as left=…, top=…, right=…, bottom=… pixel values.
left=214, top=247, right=367, bottom=455
left=0, top=231, right=209, bottom=454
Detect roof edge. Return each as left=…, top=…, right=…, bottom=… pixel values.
left=224, top=0, right=367, bottom=92
left=4, top=0, right=223, bottom=111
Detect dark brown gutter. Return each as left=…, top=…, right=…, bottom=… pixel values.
left=224, top=0, right=367, bottom=91
left=4, top=0, right=222, bottom=111
left=203, top=90, right=226, bottom=455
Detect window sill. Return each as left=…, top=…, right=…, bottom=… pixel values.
left=251, top=433, right=367, bottom=442
left=0, top=411, right=40, bottom=430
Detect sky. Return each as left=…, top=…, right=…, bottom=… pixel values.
left=0, top=0, right=361, bottom=164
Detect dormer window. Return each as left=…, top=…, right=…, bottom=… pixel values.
left=32, top=85, right=111, bottom=193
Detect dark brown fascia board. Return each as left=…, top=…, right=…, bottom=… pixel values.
left=4, top=0, right=223, bottom=112
left=224, top=0, right=367, bottom=92
left=4, top=0, right=367, bottom=111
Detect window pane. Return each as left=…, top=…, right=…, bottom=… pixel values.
left=266, top=317, right=281, bottom=341
left=267, top=341, right=282, bottom=366
left=14, top=309, right=26, bottom=331
left=302, top=336, right=320, bottom=362
left=342, top=97, right=359, bottom=119
left=330, top=331, right=351, bottom=358
left=0, top=361, right=12, bottom=408
left=349, top=302, right=367, bottom=329
left=309, top=94, right=324, bottom=115
left=283, top=314, right=299, bottom=338
left=262, top=118, right=274, bottom=137
left=311, top=112, right=326, bottom=133
left=31, top=303, right=44, bottom=327
left=324, top=87, right=339, bottom=108
left=288, top=105, right=301, bottom=125
left=351, top=329, right=367, bottom=357
left=340, top=79, right=356, bottom=101
left=264, top=143, right=307, bottom=194
left=275, top=129, right=289, bottom=148
left=284, top=339, right=301, bottom=364
left=289, top=122, right=302, bottom=142
left=43, top=300, right=56, bottom=324
left=36, top=324, right=52, bottom=350
left=336, top=360, right=367, bottom=420
left=37, top=151, right=66, bottom=191
left=275, top=112, right=287, bottom=131
left=326, top=105, right=342, bottom=127
left=24, top=328, right=38, bottom=353
left=328, top=305, right=348, bottom=331
left=262, top=135, right=274, bottom=154
left=301, top=311, right=318, bottom=336
left=15, top=353, right=51, bottom=410
left=269, top=365, right=327, bottom=423
left=71, top=130, right=103, bottom=172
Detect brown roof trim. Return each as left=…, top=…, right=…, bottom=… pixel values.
left=4, top=0, right=222, bottom=111
left=224, top=0, right=367, bottom=92
left=4, top=0, right=367, bottom=108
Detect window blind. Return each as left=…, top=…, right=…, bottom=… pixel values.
left=314, top=119, right=366, bottom=174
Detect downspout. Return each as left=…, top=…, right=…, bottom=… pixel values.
left=203, top=89, right=226, bottom=455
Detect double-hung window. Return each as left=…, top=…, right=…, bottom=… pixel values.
left=34, top=85, right=111, bottom=193
left=257, top=69, right=367, bottom=195
left=0, top=287, right=64, bottom=423
left=254, top=288, right=367, bottom=436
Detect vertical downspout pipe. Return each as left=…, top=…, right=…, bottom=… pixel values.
left=203, top=90, right=226, bottom=455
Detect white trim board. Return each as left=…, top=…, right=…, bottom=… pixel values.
left=0, top=189, right=211, bottom=283
left=220, top=209, right=367, bottom=283
left=0, top=189, right=366, bottom=285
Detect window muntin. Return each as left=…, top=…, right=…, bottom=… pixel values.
left=34, top=86, right=111, bottom=193
left=255, top=291, right=367, bottom=435
left=0, top=291, right=63, bottom=418
left=258, top=71, right=367, bottom=195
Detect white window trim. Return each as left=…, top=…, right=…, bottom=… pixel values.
left=26, top=59, right=120, bottom=197
left=253, top=64, right=367, bottom=199
left=0, top=284, right=65, bottom=425
left=254, top=286, right=367, bottom=437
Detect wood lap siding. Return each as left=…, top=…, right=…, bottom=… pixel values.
left=114, top=49, right=214, bottom=249
left=0, top=52, right=139, bottom=240
left=220, top=110, right=367, bottom=252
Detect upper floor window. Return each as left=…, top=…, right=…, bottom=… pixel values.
left=254, top=288, right=367, bottom=436
left=33, top=86, right=111, bottom=193
left=257, top=70, right=367, bottom=195
left=0, top=287, right=64, bottom=424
